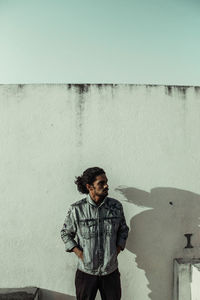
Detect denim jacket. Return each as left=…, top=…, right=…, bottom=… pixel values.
left=60, top=194, right=129, bottom=276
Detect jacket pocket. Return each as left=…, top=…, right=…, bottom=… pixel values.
left=104, top=217, right=120, bottom=236
left=80, top=219, right=97, bottom=239
left=83, top=248, right=92, bottom=269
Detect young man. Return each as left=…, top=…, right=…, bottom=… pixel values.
left=61, top=167, right=129, bottom=300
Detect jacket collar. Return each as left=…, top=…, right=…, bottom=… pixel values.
left=86, top=193, right=108, bottom=207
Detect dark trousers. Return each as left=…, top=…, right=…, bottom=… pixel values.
left=75, top=268, right=121, bottom=300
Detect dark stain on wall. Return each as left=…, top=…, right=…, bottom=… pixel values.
left=67, top=84, right=90, bottom=95
left=18, top=84, right=24, bottom=89
left=175, top=86, right=188, bottom=99
left=96, top=84, right=119, bottom=98
left=145, top=84, right=158, bottom=88
left=75, top=84, right=90, bottom=94
left=18, top=84, right=25, bottom=89
left=96, top=83, right=118, bottom=89
left=165, top=86, right=172, bottom=96
left=145, top=84, right=160, bottom=95
left=66, top=83, right=119, bottom=94
left=194, top=86, right=200, bottom=94
left=67, top=84, right=120, bottom=146
left=76, top=92, right=86, bottom=147
left=164, top=85, right=189, bottom=99
left=96, top=84, right=104, bottom=90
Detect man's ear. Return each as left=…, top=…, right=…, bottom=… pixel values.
left=86, top=183, right=91, bottom=192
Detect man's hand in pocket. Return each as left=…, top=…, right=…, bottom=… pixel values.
left=72, top=247, right=84, bottom=260
left=117, top=246, right=121, bottom=255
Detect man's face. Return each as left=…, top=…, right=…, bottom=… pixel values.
left=88, top=173, right=109, bottom=198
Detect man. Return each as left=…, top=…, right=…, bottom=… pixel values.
left=61, top=167, right=129, bottom=300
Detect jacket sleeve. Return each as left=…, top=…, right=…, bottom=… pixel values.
left=60, top=206, right=78, bottom=252
left=116, top=204, right=129, bottom=251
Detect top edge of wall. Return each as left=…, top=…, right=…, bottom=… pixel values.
left=0, top=83, right=199, bottom=88
left=1, top=84, right=200, bottom=97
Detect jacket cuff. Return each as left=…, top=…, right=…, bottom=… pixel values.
left=65, top=241, right=78, bottom=252
left=116, top=237, right=127, bottom=251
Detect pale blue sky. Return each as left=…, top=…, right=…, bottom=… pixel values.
left=0, top=0, right=199, bottom=85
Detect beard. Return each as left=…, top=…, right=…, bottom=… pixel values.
left=94, top=187, right=108, bottom=197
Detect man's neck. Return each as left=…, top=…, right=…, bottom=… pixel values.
left=89, top=193, right=105, bottom=205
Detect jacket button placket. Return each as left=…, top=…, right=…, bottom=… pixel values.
left=98, top=206, right=104, bottom=272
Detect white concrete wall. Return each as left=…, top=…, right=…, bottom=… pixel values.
left=1, top=84, right=200, bottom=300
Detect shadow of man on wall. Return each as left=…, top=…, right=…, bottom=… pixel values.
left=116, top=186, right=200, bottom=300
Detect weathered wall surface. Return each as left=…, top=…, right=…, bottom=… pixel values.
left=1, top=84, right=200, bottom=300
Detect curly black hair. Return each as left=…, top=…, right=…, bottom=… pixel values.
left=74, top=167, right=105, bottom=194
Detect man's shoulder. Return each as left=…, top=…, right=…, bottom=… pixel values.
left=106, top=197, right=123, bottom=209
left=71, top=197, right=87, bottom=208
